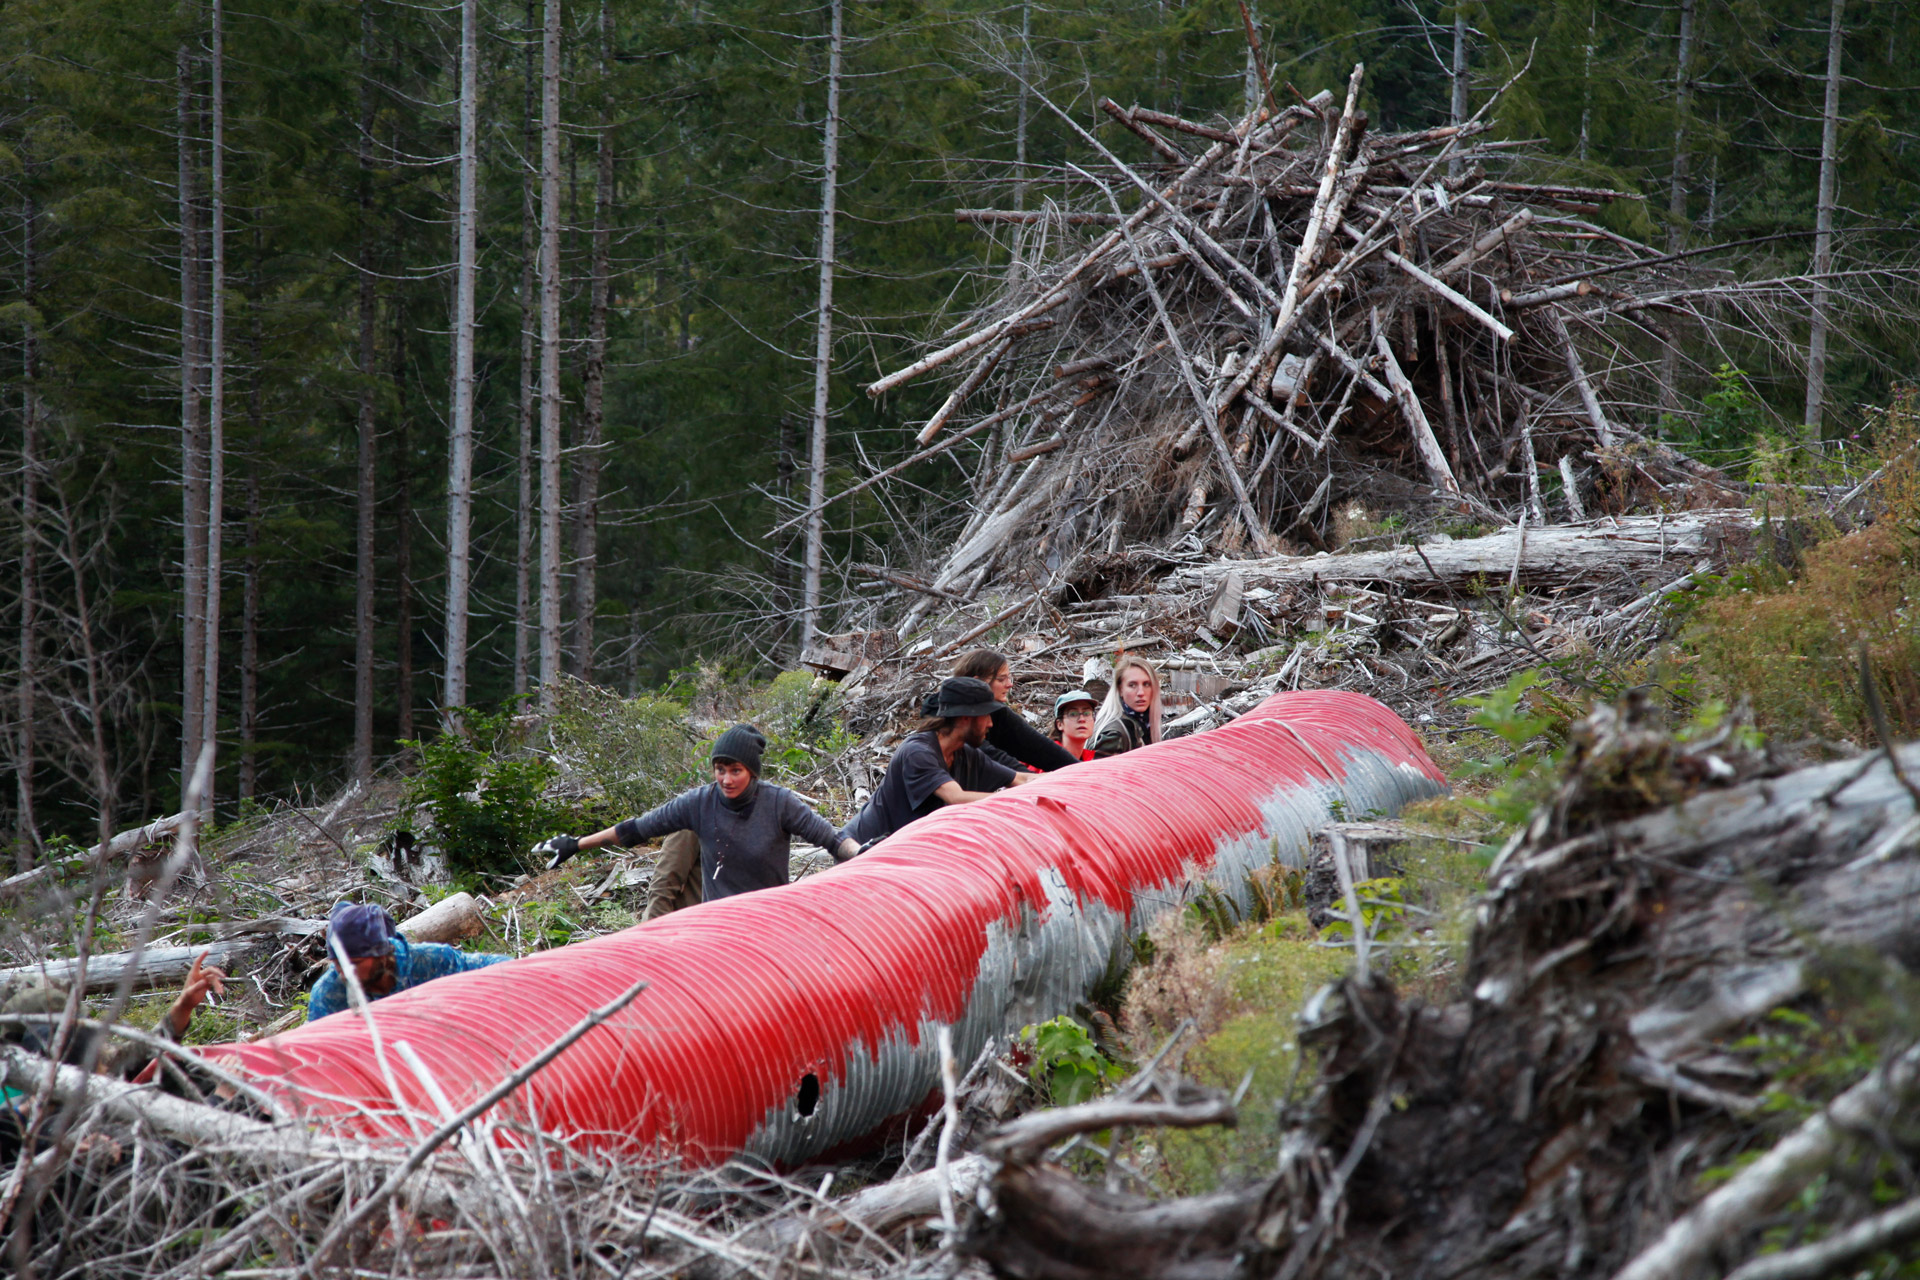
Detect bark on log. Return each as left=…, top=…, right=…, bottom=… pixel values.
left=1160, top=511, right=1756, bottom=597
left=0, top=894, right=485, bottom=997
left=1373, top=321, right=1462, bottom=497
left=709, top=1153, right=994, bottom=1274
left=0, top=1044, right=372, bottom=1165
left=1434, top=208, right=1533, bottom=278
left=395, top=891, right=485, bottom=946
left=0, top=940, right=264, bottom=996
left=0, top=813, right=188, bottom=901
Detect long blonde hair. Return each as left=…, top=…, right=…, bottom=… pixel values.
left=1095, top=655, right=1162, bottom=745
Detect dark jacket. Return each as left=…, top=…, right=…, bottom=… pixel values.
left=987, top=706, right=1079, bottom=771
left=919, top=692, right=1078, bottom=773
left=840, top=731, right=1016, bottom=847
left=615, top=782, right=843, bottom=901
left=1090, top=709, right=1153, bottom=758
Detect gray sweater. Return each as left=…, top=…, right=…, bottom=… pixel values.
left=614, top=782, right=842, bottom=902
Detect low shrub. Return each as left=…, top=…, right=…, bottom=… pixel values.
left=401, top=709, right=579, bottom=881
left=737, top=669, right=859, bottom=784
left=1686, top=404, right=1919, bottom=744
left=1689, top=521, right=1920, bottom=743
left=1021, top=1015, right=1127, bottom=1106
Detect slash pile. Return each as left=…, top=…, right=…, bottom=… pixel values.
left=857, top=64, right=1816, bottom=619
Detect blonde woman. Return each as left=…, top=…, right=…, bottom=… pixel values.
left=1090, top=655, right=1163, bottom=757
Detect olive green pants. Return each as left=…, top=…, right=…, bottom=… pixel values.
left=641, top=829, right=702, bottom=920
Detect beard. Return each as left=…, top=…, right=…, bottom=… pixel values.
left=364, top=953, right=398, bottom=997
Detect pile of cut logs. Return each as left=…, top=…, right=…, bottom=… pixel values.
left=854, top=63, right=1811, bottom=625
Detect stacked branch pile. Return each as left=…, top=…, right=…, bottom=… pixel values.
left=859, top=65, right=1803, bottom=622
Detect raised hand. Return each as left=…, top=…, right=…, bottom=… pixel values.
left=168, top=950, right=228, bottom=1037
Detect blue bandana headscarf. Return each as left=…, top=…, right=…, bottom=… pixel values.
left=327, top=902, right=398, bottom=960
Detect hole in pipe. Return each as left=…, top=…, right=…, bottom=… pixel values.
left=795, top=1073, right=821, bottom=1118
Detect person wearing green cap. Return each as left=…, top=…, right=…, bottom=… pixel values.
left=1051, top=688, right=1099, bottom=761
left=532, top=724, right=859, bottom=904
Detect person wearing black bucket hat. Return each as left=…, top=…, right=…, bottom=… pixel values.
left=837, top=676, right=1034, bottom=849
left=533, top=723, right=860, bottom=905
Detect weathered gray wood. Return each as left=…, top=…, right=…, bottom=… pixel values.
left=0, top=812, right=188, bottom=901
left=0, top=939, right=264, bottom=996
left=984, top=1085, right=1237, bottom=1162
left=1433, top=207, right=1533, bottom=278
left=956, top=721, right=1920, bottom=1280
left=1163, top=511, right=1757, bottom=596
left=1374, top=319, right=1462, bottom=497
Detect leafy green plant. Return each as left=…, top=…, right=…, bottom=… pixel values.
left=401, top=709, right=577, bottom=881
left=1453, top=669, right=1569, bottom=826
left=1732, top=1007, right=1881, bottom=1119
left=738, top=670, right=859, bottom=783
left=1022, top=1015, right=1126, bottom=1106
left=1675, top=363, right=1768, bottom=466
left=1318, top=876, right=1410, bottom=942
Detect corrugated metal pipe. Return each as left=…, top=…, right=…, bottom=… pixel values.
left=211, top=690, right=1447, bottom=1165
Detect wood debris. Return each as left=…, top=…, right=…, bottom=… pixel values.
left=842, top=63, right=1828, bottom=656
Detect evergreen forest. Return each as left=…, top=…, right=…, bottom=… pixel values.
left=4, top=0, right=1917, bottom=853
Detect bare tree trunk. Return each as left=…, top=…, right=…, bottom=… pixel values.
left=201, top=0, right=226, bottom=820
left=1666, top=0, right=1695, bottom=250
left=444, top=0, right=479, bottom=720
left=1577, top=2, right=1594, bottom=162
left=239, top=458, right=260, bottom=802
left=177, top=30, right=206, bottom=811
left=55, top=492, right=117, bottom=847
left=514, top=0, right=537, bottom=700
left=774, top=414, right=797, bottom=643
left=15, top=184, right=39, bottom=869
left=392, top=315, right=415, bottom=744
left=239, top=243, right=263, bottom=802
left=800, top=0, right=843, bottom=654
left=1658, top=0, right=1695, bottom=416
left=538, top=0, right=564, bottom=709
left=1014, top=0, right=1031, bottom=211
left=571, top=0, right=613, bottom=681
left=352, top=0, right=377, bottom=782
left=1448, top=3, right=1469, bottom=179
left=1804, top=0, right=1845, bottom=436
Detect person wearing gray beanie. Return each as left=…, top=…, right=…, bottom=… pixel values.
left=709, top=723, right=766, bottom=776
left=533, top=723, right=860, bottom=903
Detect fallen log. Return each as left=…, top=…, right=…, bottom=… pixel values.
left=0, top=939, right=266, bottom=997
left=0, top=1043, right=364, bottom=1159
left=394, top=891, right=486, bottom=946
left=0, top=894, right=487, bottom=997
left=963, top=1081, right=1256, bottom=1280
left=0, top=812, right=188, bottom=902
left=1160, top=510, right=1756, bottom=597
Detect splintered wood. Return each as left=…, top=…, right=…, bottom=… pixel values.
left=859, top=64, right=1801, bottom=608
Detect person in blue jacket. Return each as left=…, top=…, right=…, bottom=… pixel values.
left=532, top=725, right=860, bottom=902
left=307, top=902, right=512, bottom=1022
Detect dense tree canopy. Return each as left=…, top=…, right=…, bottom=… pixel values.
left=2, top=0, right=1915, bottom=850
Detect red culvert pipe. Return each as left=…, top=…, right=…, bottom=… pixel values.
left=209, top=690, right=1446, bottom=1165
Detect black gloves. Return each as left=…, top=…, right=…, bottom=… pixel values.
left=532, top=834, right=580, bottom=871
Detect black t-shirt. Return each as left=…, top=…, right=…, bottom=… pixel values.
left=841, top=731, right=1016, bottom=846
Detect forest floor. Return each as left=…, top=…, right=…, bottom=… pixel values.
left=3, top=432, right=1919, bottom=1278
